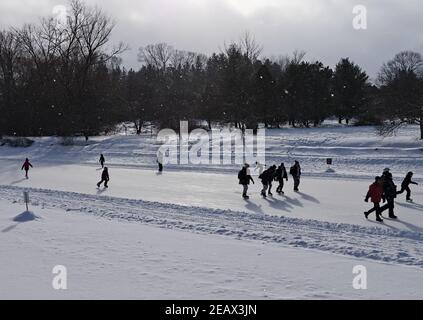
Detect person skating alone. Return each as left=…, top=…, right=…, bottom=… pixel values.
left=275, top=163, right=288, bottom=194
left=157, top=150, right=164, bottom=173
left=97, top=167, right=110, bottom=188
left=364, top=176, right=384, bottom=222
left=397, top=171, right=418, bottom=202
left=238, top=164, right=255, bottom=199
left=99, top=154, right=105, bottom=168
left=380, top=168, right=398, bottom=219
left=290, top=161, right=301, bottom=192
left=21, top=158, right=33, bottom=179
left=259, top=165, right=276, bottom=197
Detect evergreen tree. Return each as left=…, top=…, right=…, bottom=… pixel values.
left=333, top=58, right=369, bottom=124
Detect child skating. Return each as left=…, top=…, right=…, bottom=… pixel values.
left=397, top=171, right=418, bottom=202
left=364, top=176, right=384, bottom=223
left=21, top=158, right=33, bottom=179
left=97, top=167, right=110, bottom=188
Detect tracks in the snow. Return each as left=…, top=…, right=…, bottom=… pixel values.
left=1, top=184, right=423, bottom=268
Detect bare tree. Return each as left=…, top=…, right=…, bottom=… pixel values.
left=138, top=43, right=174, bottom=70
left=271, top=50, right=306, bottom=72
left=239, top=31, right=262, bottom=62
left=0, top=30, right=22, bottom=136
left=171, top=50, right=196, bottom=68
left=378, top=51, right=423, bottom=84
left=377, top=51, right=423, bottom=139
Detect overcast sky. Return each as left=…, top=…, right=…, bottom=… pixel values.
left=1, top=0, right=423, bottom=80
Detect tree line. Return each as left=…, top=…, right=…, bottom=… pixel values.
left=1, top=0, right=423, bottom=139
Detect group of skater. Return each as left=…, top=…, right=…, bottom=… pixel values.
left=238, top=160, right=302, bottom=199
left=364, top=168, right=418, bottom=222
left=19, top=156, right=419, bottom=223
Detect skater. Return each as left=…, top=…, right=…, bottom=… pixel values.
left=259, top=165, right=276, bottom=197
left=255, top=161, right=265, bottom=175
left=364, top=176, right=384, bottom=222
left=97, top=167, right=109, bottom=188
left=380, top=168, right=398, bottom=219
left=275, top=163, right=288, bottom=194
left=99, top=154, right=105, bottom=168
left=290, top=160, right=301, bottom=192
left=397, top=172, right=418, bottom=202
left=157, top=150, right=164, bottom=173
left=21, top=158, right=33, bottom=179
left=238, top=164, right=255, bottom=199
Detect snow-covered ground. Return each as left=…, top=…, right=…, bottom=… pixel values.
left=1, top=123, right=422, bottom=178
left=2, top=200, right=423, bottom=300
left=1, top=124, right=423, bottom=299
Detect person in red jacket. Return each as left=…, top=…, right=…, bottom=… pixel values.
left=21, top=158, right=33, bottom=179
left=364, top=176, right=384, bottom=222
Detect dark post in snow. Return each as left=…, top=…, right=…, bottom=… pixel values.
left=23, top=191, right=29, bottom=212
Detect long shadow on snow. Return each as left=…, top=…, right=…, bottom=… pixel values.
left=2, top=211, right=39, bottom=233
left=263, top=196, right=294, bottom=212
left=244, top=199, right=265, bottom=214
left=367, top=219, right=401, bottom=231
left=10, top=178, right=27, bottom=185
left=393, top=219, right=423, bottom=234
left=297, top=192, right=320, bottom=204
left=282, top=195, right=303, bottom=208
left=96, top=187, right=108, bottom=195
left=397, top=201, right=423, bottom=212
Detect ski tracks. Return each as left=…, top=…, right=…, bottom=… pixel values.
left=1, top=184, right=423, bottom=268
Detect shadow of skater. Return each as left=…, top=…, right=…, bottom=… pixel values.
left=298, top=192, right=320, bottom=204
left=397, top=202, right=423, bottom=212
left=393, top=219, right=423, bottom=234
left=283, top=195, right=303, bottom=208
left=244, top=199, right=265, bottom=214
left=264, top=197, right=293, bottom=212
left=2, top=211, right=39, bottom=233
left=96, top=187, right=108, bottom=195
left=367, top=219, right=400, bottom=231
left=10, top=178, right=27, bottom=185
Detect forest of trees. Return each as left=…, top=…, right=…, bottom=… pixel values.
left=1, top=0, right=423, bottom=139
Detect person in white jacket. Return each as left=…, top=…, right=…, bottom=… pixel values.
left=255, top=161, right=265, bottom=175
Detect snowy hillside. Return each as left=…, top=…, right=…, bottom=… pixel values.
left=1, top=124, right=422, bottom=178
left=1, top=124, right=423, bottom=299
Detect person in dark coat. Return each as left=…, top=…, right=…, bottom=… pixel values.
left=290, top=160, right=301, bottom=192
left=397, top=171, right=418, bottom=202
left=259, top=165, right=276, bottom=197
left=238, top=164, right=255, bottom=199
left=157, top=150, right=164, bottom=173
left=21, top=158, right=33, bottom=179
left=99, top=154, right=105, bottom=168
left=379, top=169, right=398, bottom=219
left=97, top=167, right=110, bottom=188
left=275, top=163, right=288, bottom=194
left=365, top=176, right=384, bottom=222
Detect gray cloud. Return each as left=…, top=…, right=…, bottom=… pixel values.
left=1, top=0, right=423, bottom=80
